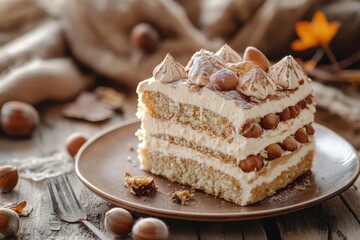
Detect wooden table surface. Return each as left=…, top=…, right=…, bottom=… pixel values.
left=1, top=91, right=360, bottom=240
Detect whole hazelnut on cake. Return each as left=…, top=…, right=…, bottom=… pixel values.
left=295, top=128, right=308, bottom=143
left=104, top=208, right=133, bottom=237
left=239, top=155, right=264, bottom=172
left=130, top=23, right=160, bottom=53
left=260, top=113, right=280, bottom=130
left=0, top=165, right=18, bottom=193
left=241, top=123, right=263, bottom=138
left=209, top=68, right=239, bottom=91
left=132, top=218, right=169, bottom=240
left=66, top=132, right=87, bottom=157
left=0, top=101, right=39, bottom=137
left=244, top=47, right=270, bottom=72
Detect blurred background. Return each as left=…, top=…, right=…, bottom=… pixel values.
left=0, top=0, right=359, bottom=147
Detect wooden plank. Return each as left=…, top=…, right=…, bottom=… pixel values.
left=242, top=221, right=267, bottom=240
left=165, top=219, right=198, bottom=240
left=341, top=185, right=360, bottom=222
left=197, top=221, right=244, bottom=240
left=323, top=196, right=360, bottom=240
left=197, top=220, right=267, bottom=240
left=277, top=205, right=328, bottom=240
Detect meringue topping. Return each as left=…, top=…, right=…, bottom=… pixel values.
left=216, top=44, right=242, bottom=63
left=236, top=66, right=277, bottom=99
left=185, top=49, right=225, bottom=86
left=153, top=53, right=187, bottom=83
left=269, top=55, right=307, bottom=90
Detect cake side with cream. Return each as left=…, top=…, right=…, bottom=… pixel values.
left=136, top=44, right=316, bottom=206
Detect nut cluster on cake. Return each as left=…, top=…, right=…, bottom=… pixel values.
left=153, top=44, right=308, bottom=98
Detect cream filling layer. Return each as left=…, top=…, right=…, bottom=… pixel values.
left=137, top=78, right=313, bottom=132
left=139, top=105, right=315, bottom=161
left=140, top=136, right=314, bottom=204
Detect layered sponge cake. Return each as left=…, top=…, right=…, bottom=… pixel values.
left=136, top=45, right=315, bottom=206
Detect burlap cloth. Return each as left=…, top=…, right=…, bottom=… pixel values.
left=0, top=0, right=359, bottom=147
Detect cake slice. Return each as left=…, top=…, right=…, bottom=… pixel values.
left=136, top=45, right=315, bottom=206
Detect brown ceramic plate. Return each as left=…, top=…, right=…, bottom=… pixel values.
left=75, top=119, right=360, bottom=221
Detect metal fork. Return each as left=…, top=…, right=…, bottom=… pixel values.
left=47, top=175, right=111, bottom=240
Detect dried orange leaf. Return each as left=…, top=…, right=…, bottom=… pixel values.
left=291, top=11, right=341, bottom=51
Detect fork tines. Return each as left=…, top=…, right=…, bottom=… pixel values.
left=47, top=175, right=87, bottom=222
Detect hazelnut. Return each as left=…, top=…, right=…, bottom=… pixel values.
left=0, top=208, right=19, bottom=238
left=0, top=165, right=18, bottom=193
left=239, top=155, right=264, bottom=172
left=104, top=208, right=133, bottom=237
left=279, top=108, right=291, bottom=121
left=297, top=100, right=307, bottom=109
left=243, top=47, right=270, bottom=72
left=209, top=69, right=239, bottom=91
left=265, top=143, right=283, bottom=160
left=241, top=123, right=263, bottom=138
left=66, top=133, right=87, bottom=157
left=260, top=113, right=280, bottom=130
left=289, top=106, right=301, bottom=118
left=305, top=95, right=313, bottom=104
left=305, top=124, right=315, bottom=135
left=130, top=23, right=160, bottom=53
left=281, top=136, right=298, bottom=152
left=132, top=218, right=169, bottom=240
left=0, top=101, right=39, bottom=137
left=295, top=128, right=308, bottom=143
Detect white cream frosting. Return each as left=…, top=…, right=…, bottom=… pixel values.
left=216, top=44, right=242, bottom=63
left=139, top=105, right=315, bottom=161
left=236, top=66, right=277, bottom=99
left=185, top=49, right=225, bottom=86
left=153, top=53, right=187, bottom=82
left=270, top=55, right=307, bottom=90
left=139, top=136, right=314, bottom=205
left=137, top=77, right=313, bottom=132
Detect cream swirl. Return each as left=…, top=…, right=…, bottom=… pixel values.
left=269, top=55, right=307, bottom=90
left=216, top=44, right=242, bottom=63
left=153, top=53, right=187, bottom=83
left=185, top=49, right=225, bottom=86
left=237, top=66, right=276, bottom=99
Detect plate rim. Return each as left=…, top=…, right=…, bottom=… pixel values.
left=75, top=119, right=360, bottom=221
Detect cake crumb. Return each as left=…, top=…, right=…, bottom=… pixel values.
left=124, top=172, right=157, bottom=196
left=127, top=156, right=132, bottom=161
left=171, top=190, right=193, bottom=205
left=128, top=144, right=135, bottom=152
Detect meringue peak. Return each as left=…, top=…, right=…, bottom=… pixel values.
left=153, top=53, right=187, bottom=83
left=270, top=55, right=307, bottom=90
left=237, top=66, right=277, bottom=99
left=185, top=49, right=225, bottom=86
left=216, top=44, right=242, bottom=63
